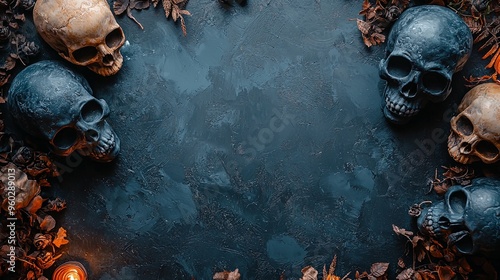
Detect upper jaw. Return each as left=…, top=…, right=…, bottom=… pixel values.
left=382, top=87, right=424, bottom=124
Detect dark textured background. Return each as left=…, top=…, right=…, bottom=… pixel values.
left=7, top=0, right=495, bottom=279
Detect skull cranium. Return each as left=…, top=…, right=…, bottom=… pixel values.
left=33, top=0, right=126, bottom=76
left=379, top=5, right=472, bottom=124
left=417, top=178, right=500, bottom=256
left=7, top=60, right=120, bottom=162
left=448, top=83, right=500, bottom=164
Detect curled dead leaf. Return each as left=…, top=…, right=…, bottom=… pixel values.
left=0, top=162, right=40, bottom=212
left=370, top=262, right=389, bottom=277
left=38, top=215, right=56, bottom=231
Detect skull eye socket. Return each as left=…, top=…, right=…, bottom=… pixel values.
left=448, top=189, right=467, bottom=214
left=52, top=127, right=78, bottom=150
left=475, top=140, right=499, bottom=160
left=72, top=46, right=98, bottom=63
left=106, top=28, right=124, bottom=48
left=386, top=55, right=412, bottom=78
left=454, top=233, right=473, bottom=254
left=422, top=71, right=449, bottom=95
left=81, top=100, right=104, bottom=123
left=455, top=115, right=474, bottom=136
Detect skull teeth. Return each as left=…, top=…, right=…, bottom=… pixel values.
left=92, top=132, right=116, bottom=159
left=421, top=208, right=438, bottom=237
left=385, top=97, right=420, bottom=117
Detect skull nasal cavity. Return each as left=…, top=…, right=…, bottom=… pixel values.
left=402, top=82, right=418, bottom=98
left=387, top=55, right=411, bottom=78
left=53, top=127, right=78, bottom=150
left=103, top=54, right=114, bottom=66
left=85, top=129, right=99, bottom=142
left=456, top=115, right=473, bottom=136
left=459, top=142, right=472, bottom=154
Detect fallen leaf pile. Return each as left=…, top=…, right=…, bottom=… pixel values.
left=0, top=0, right=39, bottom=96
left=0, top=113, right=69, bottom=279
left=357, top=0, right=410, bottom=47
left=113, top=0, right=191, bottom=35
left=392, top=224, right=496, bottom=279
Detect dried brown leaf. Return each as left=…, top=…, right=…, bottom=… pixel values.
left=0, top=163, right=40, bottom=212
left=163, top=0, right=172, bottom=18
left=300, top=266, right=318, bottom=280
left=129, top=0, right=150, bottom=10
left=392, top=224, right=413, bottom=240
left=436, top=266, right=456, bottom=280
left=113, top=0, right=129, bottom=15
left=370, top=262, right=389, bottom=277
left=396, top=268, right=413, bottom=280
left=38, top=215, right=56, bottom=231
left=397, top=257, right=405, bottom=269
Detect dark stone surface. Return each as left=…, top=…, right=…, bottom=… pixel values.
left=5, top=1, right=495, bottom=279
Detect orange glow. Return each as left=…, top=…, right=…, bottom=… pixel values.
left=52, top=261, right=87, bottom=280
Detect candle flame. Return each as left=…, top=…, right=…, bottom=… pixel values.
left=67, top=271, right=79, bottom=280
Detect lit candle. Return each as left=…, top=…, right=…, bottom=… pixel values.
left=52, top=261, right=87, bottom=280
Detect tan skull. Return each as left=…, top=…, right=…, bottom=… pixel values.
left=448, top=83, right=500, bottom=164
left=33, top=0, right=125, bottom=76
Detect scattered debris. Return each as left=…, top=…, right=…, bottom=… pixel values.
left=0, top=1, right=39, bottom=94
left=429, top=166, right=475, bottom=195
left=213, top=268, right=241, bottom=280
left=0, top=113, right=68, bottom=278
left=392, top=224, right=496, bottom=279
left=113, top=0, right=191, bottom=36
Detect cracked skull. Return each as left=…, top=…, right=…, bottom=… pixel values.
left=379, top=5, right=472, bottom=124
left=417, top=178, right=500, bottom=255
left=7, top=61, right=120, bottom=162
left=33, top=0, right=125, bottom=76
left=448, top=83, right=500, bottom=164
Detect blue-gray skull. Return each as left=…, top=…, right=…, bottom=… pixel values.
left=417, top=178, right=500, bottom=255
left=7, top=60, right=120, bottom=162
left=379, top=5, right=472, bottom=124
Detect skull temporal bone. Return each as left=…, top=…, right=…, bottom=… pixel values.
left=7, top=60, right=120, bottom=162
left=379, top=5, right=472, bottom=124
left=417, top=178, right=500, bottom=256
left=448, top=83, right=500, bottom=164
left=33, top=0, right=126, bottom=76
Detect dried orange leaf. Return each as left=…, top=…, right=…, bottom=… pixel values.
left=24, top=195, right=44, bottom=215
left=53, top=227, right=69, bottom=248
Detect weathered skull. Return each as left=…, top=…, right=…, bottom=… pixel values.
left=448, top=83, right=500, bottom=164
left=33, top=0, right=126, bottom=76
left=7, top=60, right=120, bottom=162
left=379, top=5, right=472, bottom=124
left=417, top=178, right=500, bottom=256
